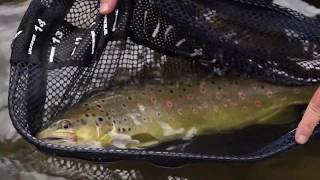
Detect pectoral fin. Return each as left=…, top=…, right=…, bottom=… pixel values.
left=99, top=134, right=113, bottom=147
left=130, top=133, right=160, bottom=148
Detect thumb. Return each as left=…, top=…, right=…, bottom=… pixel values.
left=295, top=87, right=320, bottom=144
left=100, top=0, right=118, bottom=15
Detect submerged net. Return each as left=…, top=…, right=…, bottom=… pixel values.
left=8, top=0, right=320, bottom=165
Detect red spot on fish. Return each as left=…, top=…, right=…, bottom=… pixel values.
left=200, top=82, right=207, bottom=94
left=150, top=96, right=157, bottom=104
left=166, top=101, right=173, bottom=108
left=255, top=100, right=262, bottom=108
left=252, top=83, right=258, bottom=90
left=266, top=90, right=273, bottom=98
left=186, top=94, right=194, bottom=101
left=215, top=92, right=222, bottom=99
left=200, top=87, right=207, bottom=94
left=238, top=91, right=246, bottom=100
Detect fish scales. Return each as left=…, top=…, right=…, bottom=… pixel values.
left=37, top=76, right=317, bottom=148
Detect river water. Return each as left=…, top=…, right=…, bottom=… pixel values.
left=1, top=0, right=320, bottom=179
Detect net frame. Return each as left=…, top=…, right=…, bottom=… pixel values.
left=8, top=0, right=320, bottom=166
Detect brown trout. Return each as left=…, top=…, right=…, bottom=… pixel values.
left=37, top=76, right=317, bottom=149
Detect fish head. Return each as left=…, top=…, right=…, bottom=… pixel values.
left=37, top=108, right=114, bottom=147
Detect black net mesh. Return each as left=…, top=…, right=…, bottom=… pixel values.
left=8, top=0, right=320, bottom=165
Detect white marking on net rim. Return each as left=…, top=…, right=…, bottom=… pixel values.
left=49, top=47, right=56, bottom=63
left=175, top=38, right=186, bottom=47
left=28, top=34, right=36, bottom=55
left=144, top=10, right=148, bottom=33
left=91, top=31, right=96, bottom=54
left=164, top=25, right=173, bottom=41
left=71, top=47, right=76, bottom=56
left=152, top=19, right=161, bottom=38
left=103, top=15, right=108, bottom=35
left=14, top=30, right=23, bottom=39
left=112, top=9, right=119, bottom=32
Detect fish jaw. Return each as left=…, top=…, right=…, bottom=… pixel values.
left=37, top=129, right=77, bottom=143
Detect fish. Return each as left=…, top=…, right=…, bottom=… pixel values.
left=36, top=75, right=317, bottom=149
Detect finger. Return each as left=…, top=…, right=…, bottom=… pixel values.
left=100, top=0, right=118, bottom=15
left=295, top=87, right=320, bottom=144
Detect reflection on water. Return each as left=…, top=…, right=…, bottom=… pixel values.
left=1, top=0, right=320, bottom=179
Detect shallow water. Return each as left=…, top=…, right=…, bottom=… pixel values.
left=1, top=0, right=320, bottom=179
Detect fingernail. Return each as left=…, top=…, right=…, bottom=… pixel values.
left=296, top=135, right=308, bottom=144
left=100, top=2, right=109, bottom=14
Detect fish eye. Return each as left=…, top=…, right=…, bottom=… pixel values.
left=58, top=120, right=72, bottom=129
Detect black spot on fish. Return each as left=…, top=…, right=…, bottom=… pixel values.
left=95, top=122, right=99, bottom=126
left=108, top=116, right=111, bottom=120
left=100, top=110, right=104, bottom=113
left=157, top=112, right=161, bottom=117
left=128, top=128, right=131, bottom=131
left=122, top=104, right=127, bottom=108
left=98, top=117, right=104, bottom=122
left=261, top=85, right=265, bottom=89
left=211, top=81, right=215, bottom=84
left=92, top=113, right=96, bottom=117
left=118, top=128, right=121, bottom=132
left=84, top=103, right=89, bottom=106
left=143, top=118, right=147, bottom=121
left=100, top=99, right=105, bottom=103
left=113, top=120, right=116, bottom=124
left=96, top=104, right=102, bottom=108
left=85, top=114, right=90, bottom=117
left=169, top=89, right=174, bottom=94
left=182, top=88, right=187, bottom=92
left=158, top=89, right=162, bottom=93
left=122, top=128, right=126, bottom=132
left=123, top=118, right=127, bottom=121
left=218, top=87, right=222, bottom=90
left=128, top=96, right=133, bottom=101
left=105, top=112, right=109, bottom=116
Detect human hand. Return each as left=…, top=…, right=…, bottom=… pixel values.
left=295, top=87, right=320, bottom=144
left=99, top=0, right=118, bottom=15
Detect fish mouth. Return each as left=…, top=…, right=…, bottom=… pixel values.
left=37, top=131, right=77, bottom=142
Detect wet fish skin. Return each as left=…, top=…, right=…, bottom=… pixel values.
left=37, top=76, right=317, bottom=149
